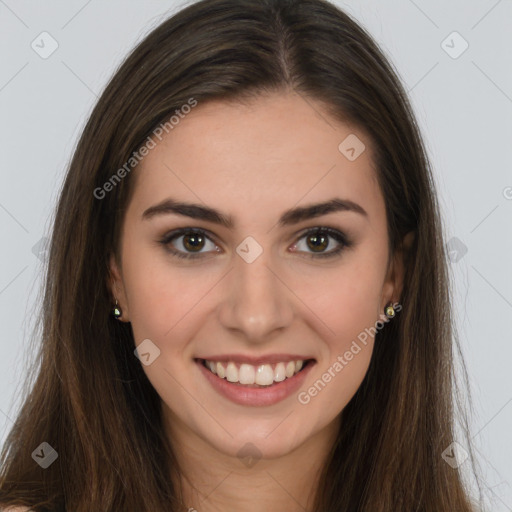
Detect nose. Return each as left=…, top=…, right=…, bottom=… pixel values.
left=217, top=248, right=295, bottom=343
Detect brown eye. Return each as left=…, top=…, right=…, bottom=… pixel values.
left=182, top=232, right=206, bottom=252
left=292, top=227, right=352, bottom=259
left=306, top=232, right=329, bottom=252
left=159, top=226, right=351, bottom=261
left=159, top=228, right=219, bottom=259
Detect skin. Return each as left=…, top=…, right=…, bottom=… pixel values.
left=109, top=91, right=407, bottom=511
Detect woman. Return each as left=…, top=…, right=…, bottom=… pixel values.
left=0, top=0, right=483, bottom=510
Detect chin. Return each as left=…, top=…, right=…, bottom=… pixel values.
left=204, top=420, right=312, bottom=461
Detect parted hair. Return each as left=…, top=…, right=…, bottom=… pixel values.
left=0, top=0, right=482, bottom=510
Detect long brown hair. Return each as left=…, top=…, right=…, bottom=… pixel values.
left=0, top=0, right=484, bottom=510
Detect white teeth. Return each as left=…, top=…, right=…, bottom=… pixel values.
left=255, top=364, right=274, bottom=386
left=226, top=362, right=238, bottom=382
left=274, top=362, right=286, bottom=382
left=203, top=359, right=308, bottom=385
left=239, top=364, right=255, bottom=384
left=216, top=362, right=225, bottom=378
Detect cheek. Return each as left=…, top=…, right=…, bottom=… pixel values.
left=121, top=240, right=215, bottom=343
left=296, top=283, right=379, bottom=419
left=293, top=253, right=385, bottom=409
left=300, top=255, right=386, bottom=345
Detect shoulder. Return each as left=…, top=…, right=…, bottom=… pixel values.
left=2, top=507, right=32, bottom=511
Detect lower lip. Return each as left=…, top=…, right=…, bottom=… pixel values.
left=196, top=359, right=315, bottom=407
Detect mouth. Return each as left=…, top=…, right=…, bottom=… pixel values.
left=196, top=357, right=315, bottom=388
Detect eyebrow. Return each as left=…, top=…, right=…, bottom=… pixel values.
left=141, top=197, right=368, bottom=228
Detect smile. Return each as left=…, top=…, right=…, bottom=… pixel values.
left=202, top=359, right=309, bottom=387
left=195, top=357, right=316, bottom=406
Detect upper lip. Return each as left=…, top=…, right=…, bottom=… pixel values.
left=197, top=354, right=316, bottom=365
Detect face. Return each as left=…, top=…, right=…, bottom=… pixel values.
left=109, top=92, right=404, bottom=461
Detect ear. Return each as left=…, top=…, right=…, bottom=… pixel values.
left=108, top=252, right=130, bottom=322
left=381, top=231, right=414, bottom=312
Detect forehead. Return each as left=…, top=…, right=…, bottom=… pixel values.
left=129, top=92, right=384, bottom=226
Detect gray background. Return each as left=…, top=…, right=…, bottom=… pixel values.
left=0, top=0, right=511, bottom=510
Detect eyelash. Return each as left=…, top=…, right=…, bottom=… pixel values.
left=158, top=227, right=353, bottom=260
